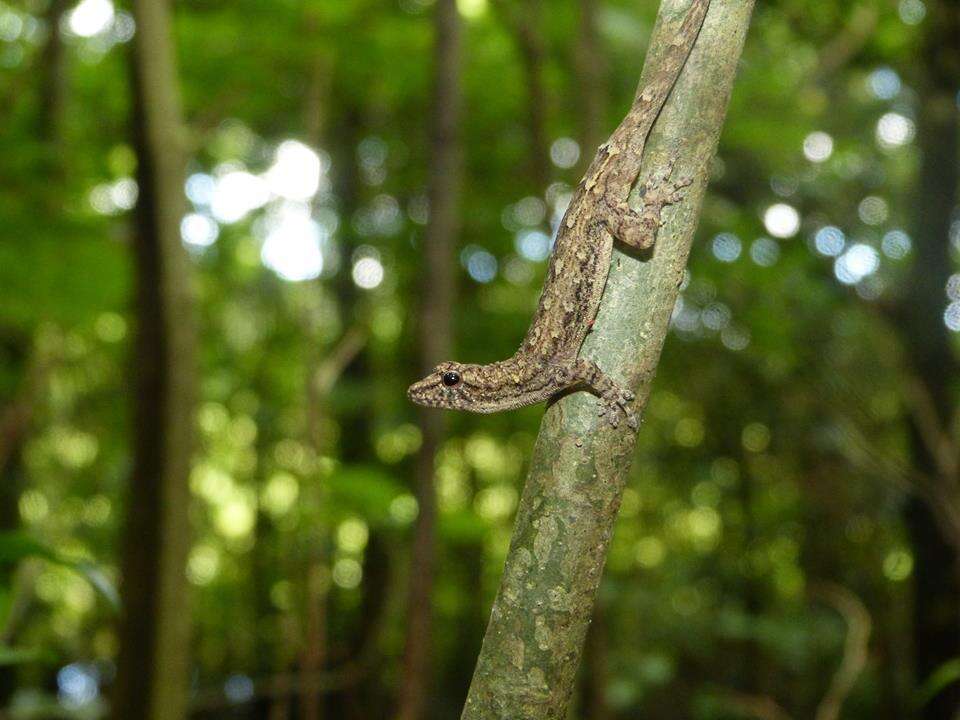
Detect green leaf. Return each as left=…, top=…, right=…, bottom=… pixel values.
left=0, top=532, right=120, bottom=611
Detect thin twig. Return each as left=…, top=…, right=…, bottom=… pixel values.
left=812, top=4, right=879, bottom=81
left=719, top=691, right=794, bottom=720
left=903, top=374, right=959, bottom=485
left=311, top=327, right=367, bottom=399
left=811, top=583, right=872, bottom=720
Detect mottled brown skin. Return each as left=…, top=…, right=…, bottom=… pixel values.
left=409, top=0, right=709, bottom=428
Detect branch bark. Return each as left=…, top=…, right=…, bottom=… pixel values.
left=111, top=0, right=196, bottom=717
left=398, top=0, right=462, bottom=718
left=460, top=1, right=754, bottom=717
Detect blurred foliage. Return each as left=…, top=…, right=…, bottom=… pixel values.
left=0, top=0, right=957, bottom=717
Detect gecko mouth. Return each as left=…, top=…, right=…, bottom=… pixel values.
left=406, top=380, right=438, bottom=407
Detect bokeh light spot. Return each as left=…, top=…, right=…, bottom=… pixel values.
left=749, top=237, right=780, bottom=266
left=224, top=675, right=255, bottom=705
left=876, top=112, right=915, bottom=149
left=332, top=558, right=362, bottom=589
left=550, top=137, right=580, bottom=169
left=881, top=229, right=911, bottom=259
left=181, top=213, right=219, bottom=248
left=868, top=67, right=901, bottom=99
left=883, top=548, right=913, bottom=581
left=814, top=226, right=846, bottom=257
left=260, top=204, right=324, bottom=282
left=57, top=663, right=99, bottom=708
left=898, top=0, right=926, bottom=24
left=946, top=274, right=960, bottom=302
left=763, top=203, right=800, bottom=238
left=389, top=494, right=418, bottom=525
left=337, top=517, right=370, bottom=553
left=515, top=230, right=551, bottom=262
left=858, top=196, right=888, bottom=225
left=68, top=0, right=114, bottom=37
left=352, top=256, right=385, bottom=289
left=461, top=245, right=497, bottom=282
left=636, top=537, right=666, bottom=569
left=742, top=422, right=770, bottom=453
left=711, top=233, right=741, bottom=262
left=834, top=243, right=880, bottom=285
left=211, top=170, right=269, bottom=223
left=802, top=131, right=833, bottom=162
left=944, top=302, right=960, bottom=332
left=265, top=140, right=323, bottom=201
left=514, top=196, right=547, bottom=227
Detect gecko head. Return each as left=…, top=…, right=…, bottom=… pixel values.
left=407, top=361, right=487, bottom=412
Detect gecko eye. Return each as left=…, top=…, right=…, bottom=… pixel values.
left=441, top=371, right=461, bottom=387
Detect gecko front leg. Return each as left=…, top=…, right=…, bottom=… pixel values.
left=607, top=156, right=692, bottom=252
left=551, top=357, right=637, bottom=429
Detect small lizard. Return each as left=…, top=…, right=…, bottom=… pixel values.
left=408, top=0, right=709, bottom=429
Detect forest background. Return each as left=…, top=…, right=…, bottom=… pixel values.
left=1, top=0, right=959, bottom=718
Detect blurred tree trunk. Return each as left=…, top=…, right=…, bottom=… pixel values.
left=0, top=332, right=36, bottom=704
left=444, top=470, right=487, bottom=711
left=516, top=0, right=550, bottom=191
left=398, top=0, right=462, bottom=718
left=574, top=0, right=606, bottom=171
left=295, top=40, right=343, bottom=718
left=896, top=1, right=960, bottom=716
left=580, top=603, right=611, bottom=720
left=323, top=104, right=383, bottom=719
left=298, top=355, right=330, bottom=720
left=303, top=6, right=333, bottom=149
left=38, top=0, right=69, bottom=152
left=112, top=0, right=196, bottom=718
left=460, top=1, right=753, bottom=716
left=494, top=0, right=550, bottom=191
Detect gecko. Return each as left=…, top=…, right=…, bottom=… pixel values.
left=407, top=0, right=710, bottom=429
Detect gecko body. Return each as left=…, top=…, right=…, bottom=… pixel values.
left=408, top=0, right=709, bottom=428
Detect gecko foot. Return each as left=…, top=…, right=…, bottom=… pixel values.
left=559, top=357, right=638, bottom=430
left=597, top=388, right=638, bottom=429
left=609, top=156, right=692, bottom=252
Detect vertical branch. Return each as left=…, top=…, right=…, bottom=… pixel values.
left=493, top=0, right=551, bottom=190
left=574, top=0, right=607, bottom=170
left=112, top=0, right=196, bottom=717
left=397, top=0, right=462, bottom=718
left=460, top=1, right=754, bottom=716
left=891, top=2, right=960, bottom=717
left=303, top=7, right=334, bottom=150
left=518, top=0, right=550, bottom=191
left=38, top=0, right=70, bottom=151
left=300, top=327, right=366, bottom=720
left=581, top=603, right=612, bottom=720
left=0, top=333, right=48, bottom=703
left=812, top=584, right=872, bottom=720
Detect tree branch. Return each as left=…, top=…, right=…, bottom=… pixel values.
left=459, top=1, right=755, bottom=716
left=903, top=374, right=959, bottom=486
left=718, top=691, right=794, bottom=720
left=812, top=583, right=872, bottom=720
left=812, top=4, right=879, bottom=81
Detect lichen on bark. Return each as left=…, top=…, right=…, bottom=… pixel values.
left=460, top=1, right=756, bottom=718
